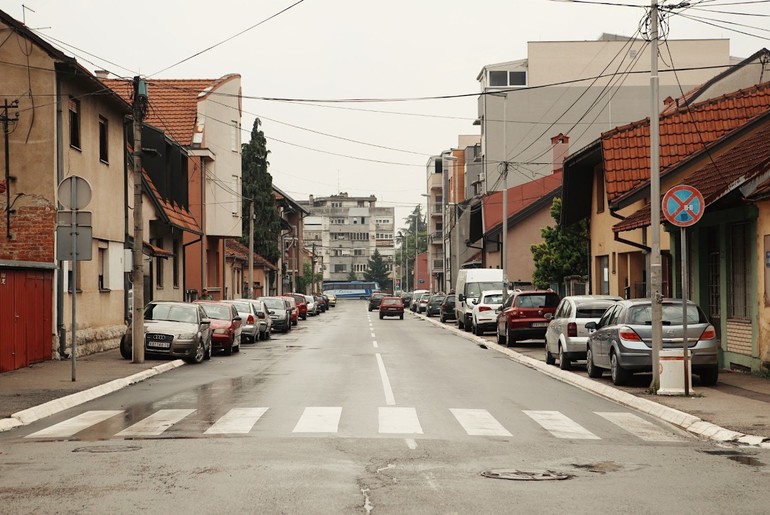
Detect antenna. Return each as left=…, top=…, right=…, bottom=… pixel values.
left=22, top=4, right=35, bottom=24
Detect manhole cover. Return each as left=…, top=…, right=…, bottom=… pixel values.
left=481, top=469, right=573, bottom=481
left=72, top=445, right=142, bottom=453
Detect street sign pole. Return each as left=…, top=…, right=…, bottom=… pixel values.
left=70, top=181, right=77, bottom=382
left=681, top=226, right=690, bottom=396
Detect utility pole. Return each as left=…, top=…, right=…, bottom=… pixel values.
left=2, top=99, right=19, bottom=240
left=649, top=1, right=663, bottom=392
left=248, top=200, right=254, bottom=298
left=131, top=77, right=148, bottom=364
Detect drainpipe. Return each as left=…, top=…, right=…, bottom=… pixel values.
left=55, top=74, right=67, bottom=358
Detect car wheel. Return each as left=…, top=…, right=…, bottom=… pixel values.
left=234, top=339, right=240, bottom=353
left=224, top=337, right=234, bottom=356
left=379, top=313, right=384, bottom=319
left=473, top=322, right=482, bottom=336
left=119, top=333, right=132, bottom=360
left=545, top=345, right=556, bottom=365
left=558, top=345, right=571, bottom=370
left=496, top=326, right=505, bottom=345
left=186, top=339, right=205, bottom=364
left=368, top=307, right=373, bottom=312
left=457, top=318, right=464, bottom=330
left=399, top=314, right=403, bottom=320
left=265, top=330, right=271, bottom=340
left=506, top=326, right=516, bottom=347
left=698, top=367, right=719, bottom=386
left=439, top=314, right=445, bottom=323
left=204, top=336, right=212, bottom=361
left=586, top=346, right=602, bottom=378
left=610, top=351, right=630, bottom=386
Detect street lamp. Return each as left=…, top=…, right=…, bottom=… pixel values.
left=489, top=90, right=509, bottom=300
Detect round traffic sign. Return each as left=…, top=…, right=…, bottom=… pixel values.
left=662, top=185, right=704, bottom=227
left=57, top=175, right=92, bottom=210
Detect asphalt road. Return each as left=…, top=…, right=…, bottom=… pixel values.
left=1, top=301, right=768, bottom=514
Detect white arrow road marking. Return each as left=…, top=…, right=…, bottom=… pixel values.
left=523, top=410, right=600, bottom=440
left=25, top=410, right=123, bottom=439
left=204, top=407, right=269, bottom=435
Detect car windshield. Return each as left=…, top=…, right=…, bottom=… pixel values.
left=229, top=301, right=251, bottom=313
left=144, top=303, right=198, bottom=324
left=575, top=301, right=617, bottom=318
left=431, top=296, right=445, bottom=305
left=382, top=298, right=401, bottom=306
left=628, top=304, right=707, bottom=325
left=261, top=298, right=285, bottom=309
left=466, top=282, right=501, bottom=298
left=200, top=304, right=232, bottom=320
left=515, top=294, right=560, bottom=308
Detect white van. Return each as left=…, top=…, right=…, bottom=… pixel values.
left=455, top=268, right=507, bottom=331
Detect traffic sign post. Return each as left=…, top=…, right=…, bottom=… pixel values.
left=56, top=175, right=92, bottom=382
left=661, top=185, right=705, bottom=396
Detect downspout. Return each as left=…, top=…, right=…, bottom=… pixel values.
left=610, top=209, right=651, bottom=252
left=123, top=117, right=130, bottom=321
left=183, top=234, right=202, bottom=301
left=55, top=74, right=66, bottom=358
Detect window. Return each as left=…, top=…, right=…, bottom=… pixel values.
left=331, top=202, right=342, bottom=208
left=489, top=70, right=527, bottom=87
left=331, top=218, right=345, bottom=225
left=154, top=240, right=164, bottom=288
left=334, top=264, right=346, bottom=273
left=509, top=71, right=526, bottom=86
left=597, top=255, right=609, bottom=295
left=231, top=120, right=240, bottom=152
left=354, top=249, right=366, bottom=256
left=98, top=116, right=108, bottom=163
left=172, top=240, right=180, bottom=288
left=231, top=175, right=240, bottom=215
left=353, top=264, right=367, bottom=272
left=69, top=97, right=80, bottom=149
left=98, top=248, right=106, bottom=290
left=596, top=168, right=605, bottom=213
left=729, top=223, right=751, bottom=319
left=489, top=71, right=507, bottom=87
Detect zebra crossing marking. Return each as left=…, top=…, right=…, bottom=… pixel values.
left=204, top=407, right=269, bottom=435
left=25, top=410, right=123, bottom=439
left=523, top=410, right=600, bottom=440
left=293, top=407, right=342, bottom=433
left=115, top=409, right=195, bottom=437
left=379, top=407, right=423, bottom=434
left=595, top=411, right=681, bottom=441
left=450, top=408, right=512, bottom=436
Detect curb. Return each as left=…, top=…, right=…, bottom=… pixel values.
left=0, top=360, right=186, bottom=433
left=413, top=311, right=770, bottom=448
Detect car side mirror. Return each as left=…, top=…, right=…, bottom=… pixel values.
left=268, top=310, right=275, bottom=315
left=544, top=313, right=553, bottom=320
left=234, top=316, right=242, bottom=321
left=201, top=318, right=211, bottom=325
left=458, top=293, right=464, bottom=302
left=585, top=321, right=597, bottom=331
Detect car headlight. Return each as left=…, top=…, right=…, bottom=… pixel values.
left=177, top=333, right=196, bottom=340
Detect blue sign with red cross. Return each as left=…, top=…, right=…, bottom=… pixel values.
left=662, top=185, right=705, bottom=227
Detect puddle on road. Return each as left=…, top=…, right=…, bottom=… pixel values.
left=700, top=449, right=765, bottom=467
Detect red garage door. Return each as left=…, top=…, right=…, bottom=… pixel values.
left=0, top=269, right=53, bottom=372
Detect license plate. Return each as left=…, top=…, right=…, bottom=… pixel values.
left=531, top=322, right=548, bottom=328
left=146, top=341, right=171, bottom=349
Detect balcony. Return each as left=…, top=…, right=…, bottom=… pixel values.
left=429, top=231, right=443, bottom=244
left=431, top=258, right=444, bottom=271
left=431, top=203, right=443, bottom=217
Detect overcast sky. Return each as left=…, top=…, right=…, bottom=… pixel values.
left=6, top=0, right=769, bottom=226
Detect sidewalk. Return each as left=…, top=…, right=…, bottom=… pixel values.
left=1, top=331, right=770, bottom=448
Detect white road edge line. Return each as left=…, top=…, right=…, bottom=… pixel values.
left=375, top=353, right=396, bottom=406
left=373, top=341, right=378, bottom=348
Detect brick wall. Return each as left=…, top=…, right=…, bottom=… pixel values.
left=0, top=197, right=55, bottom=262
left=726, top=319, right=753, bottom=355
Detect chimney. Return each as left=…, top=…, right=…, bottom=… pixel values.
left=94, top=70, right=109, bottom=79
left=550, top=133, right=569, bottom=173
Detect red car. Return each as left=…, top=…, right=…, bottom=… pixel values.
left=495, top=290, right=560, bottom=346
left=283, top=296, right=299, bottom=325
left=195, top=301, right=243, bottom=355
left=287, top=293, right=308, bottom=320
left=379, top=296, right=404, bottom=320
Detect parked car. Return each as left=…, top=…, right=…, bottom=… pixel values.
left=304, top=294, right=318, bottom=316
left=222, top=299, right=262, bottom=343
left=410, top=289, right=429, bottom=312
left=288, top=293, right=308, bottom=320
left=544, top=295, right=622, bottom=370
left=120, top=301, right=212, bottom=364
left=416, top=292, right=431, bottom=313
left=368, top=292, right=386, bottom=311
left=426, top=294, right=446, bottom=317
left=495, top=290, right=560, bottom=346
left=283, top=296, right=299, bottom=325
left=471, top=290, right=505, bottom=336
left=260, top=296, right=292, bottom=333
left=196, top=301, right=242, bottom=355
left=248, top=299, right=272, bottom=340
left=316, top=294, right=328, bottom=312
left=584, top=298, right=720, bottom=386
left=400, top=292, right=414, bottom=311
left=439, top=294, right=456, bottom=323
left=379, top=296, right=405, bottom=320
left=456, top=268, right=506, bottom=331
left=325, top=292, right=337, bottom=307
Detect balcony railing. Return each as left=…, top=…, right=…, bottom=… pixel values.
left=431, top=259, right=444, bottom=271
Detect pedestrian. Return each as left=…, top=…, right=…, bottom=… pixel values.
left=201, top=289, right=213, bottom=300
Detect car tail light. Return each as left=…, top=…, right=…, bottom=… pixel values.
left=509, top=309, right=519, bottom=317
left=700, top=325, right=716, bottom=340
left=567, top=322, right=577, bottom=337
left=619, top=327, right=642, bottom=341
left=247, top=315, right=254, bottom=324
left=478, top=306, right=491, bottom=312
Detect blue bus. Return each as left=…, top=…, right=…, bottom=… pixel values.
left=322, top=281, right=380, bottom=300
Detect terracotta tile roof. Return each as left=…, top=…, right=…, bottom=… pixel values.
left=225, top=239, right=277, bottom=270
left=482, top=172, right=563, bottom=234
left=613, top=112, right=770, bottom=233
left=143, top=240, right=172, bottom=257
left=603, top=82, right=770, bottom=204
left=101, top=77, right=235, bottom=146
left=143, top=170, right=202, bottom=234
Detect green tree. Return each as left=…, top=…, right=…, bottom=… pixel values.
left=395, top=205, right=428, bottom=290
left=241, top=118, right=281, bottom=264
left=530, top=197, right=589, bottom=289
left=365, top=249, right=391, bottom=290
left=300, top=261, right=323, bottom=294
left=347, top=270, right=359, bottom=282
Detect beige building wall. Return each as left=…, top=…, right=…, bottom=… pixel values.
left=756, top=201, right=770, bottom=368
